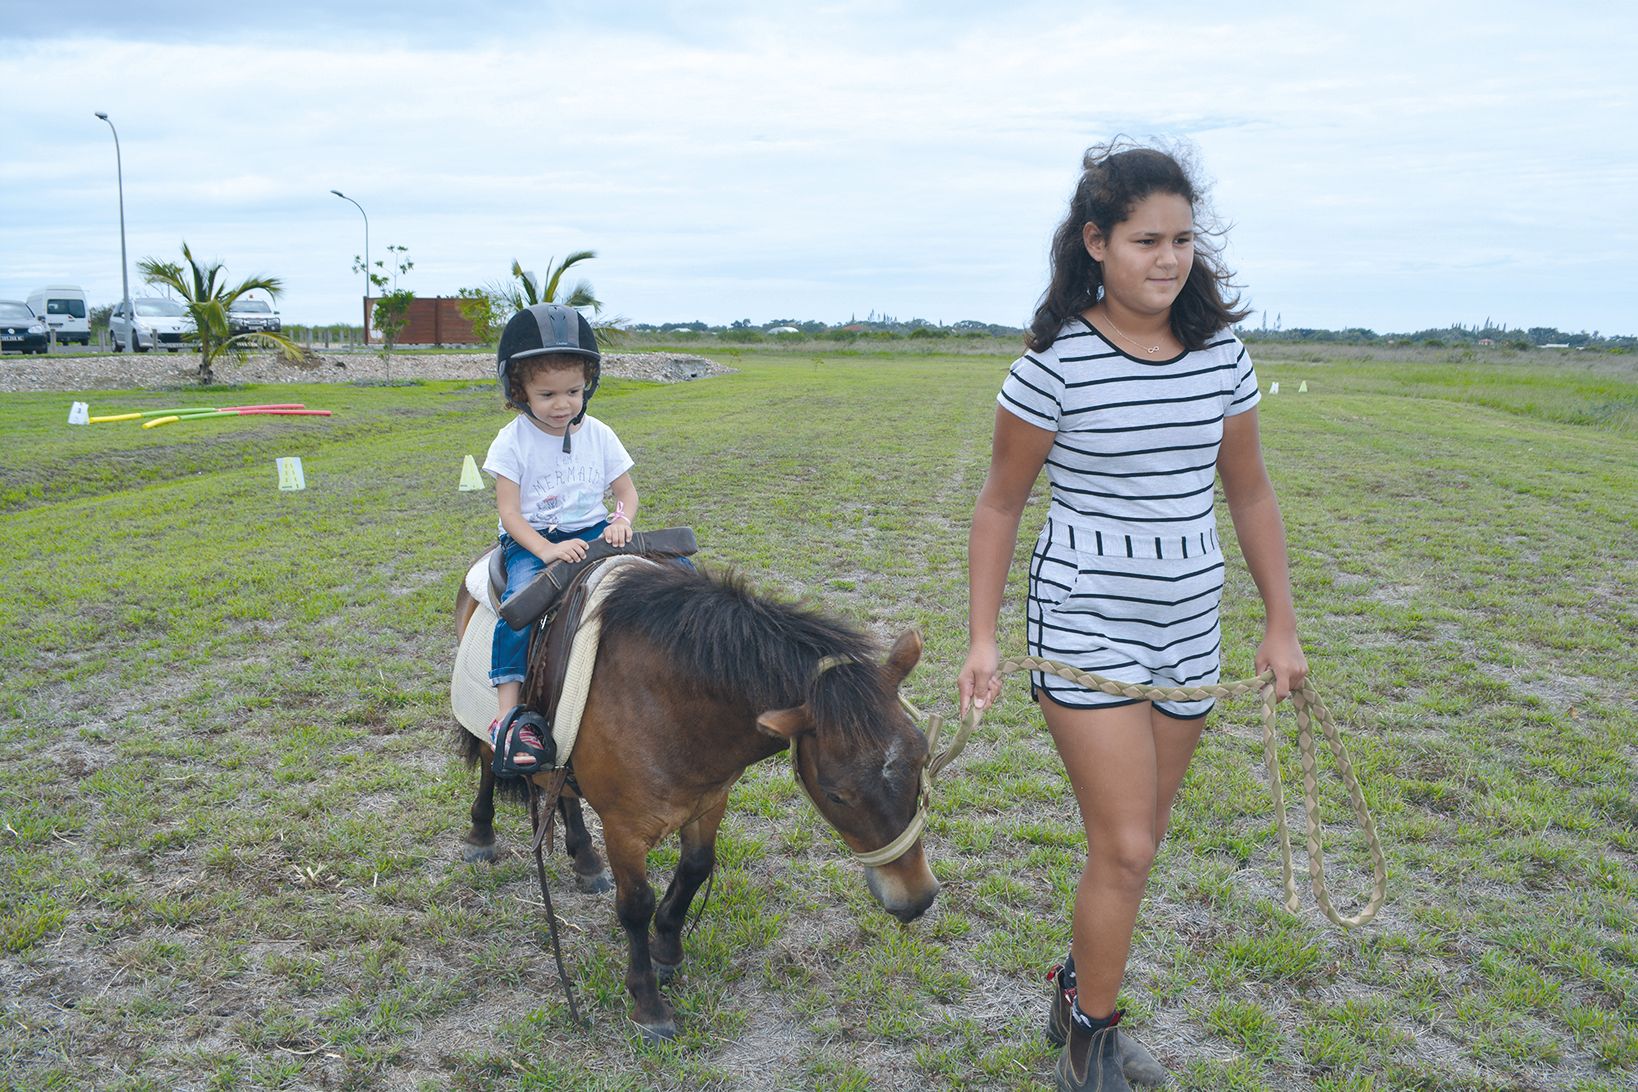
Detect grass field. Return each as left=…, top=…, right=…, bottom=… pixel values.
left=1, top=345, right=1634, bottom=1091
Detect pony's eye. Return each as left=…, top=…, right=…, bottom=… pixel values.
left=824, top=792, right=846, bottom=806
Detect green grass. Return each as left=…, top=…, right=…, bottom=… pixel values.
left=0, top=345, right=1634, bottom=1090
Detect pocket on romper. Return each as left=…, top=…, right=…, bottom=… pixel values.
left=1028, top=519, right=1079, bottom=614
left=1051, top=539, right=1160, bottom=619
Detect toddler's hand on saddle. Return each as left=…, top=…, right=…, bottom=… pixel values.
left=547, top=538, right=589, bottom=565
left=603, top=521, right=632, bottom=548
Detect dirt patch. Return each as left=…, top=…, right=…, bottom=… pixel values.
left=0, top=350, right=733, bottom=392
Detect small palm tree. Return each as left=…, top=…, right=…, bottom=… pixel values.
left=508, top=250, right=602, bottom=311
left=491, top=251, right=625, bottom=347
left=137, top=242, right=309, bottom=384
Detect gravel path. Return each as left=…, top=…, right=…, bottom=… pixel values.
left=0, top=350, right=732, bottom=393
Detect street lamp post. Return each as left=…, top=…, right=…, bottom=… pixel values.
left=95, top=112, right=132, bottom=354
left=330, top=189, right=369, bottom=341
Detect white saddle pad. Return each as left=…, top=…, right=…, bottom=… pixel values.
left=450, top=554, right=655, bottom=764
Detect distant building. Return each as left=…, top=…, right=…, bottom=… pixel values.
left=363, top=296, right=479, bottom=346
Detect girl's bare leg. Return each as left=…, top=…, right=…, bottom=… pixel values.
left=1043, top=698, right=1205, bottom=1017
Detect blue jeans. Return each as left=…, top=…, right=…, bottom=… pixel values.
left=489, top=523, right=607, bottom=686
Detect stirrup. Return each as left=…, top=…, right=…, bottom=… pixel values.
left=491, top=706, right=554, bottom=776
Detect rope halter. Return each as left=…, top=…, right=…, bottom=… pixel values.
left=789, top=655, right=973, bottom=869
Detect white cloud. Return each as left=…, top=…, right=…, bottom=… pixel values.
left=1, top=3, right=1634, bottom=333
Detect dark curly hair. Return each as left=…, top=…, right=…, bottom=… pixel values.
left=504, top=352, right=596, bottom=412
left=1026, top=139, right=1248, bottom=353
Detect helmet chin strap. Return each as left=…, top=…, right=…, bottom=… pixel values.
left=561, top=407, right=587, bottom=453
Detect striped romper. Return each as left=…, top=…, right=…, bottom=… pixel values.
left=999, top=316, right=1261, bottom=719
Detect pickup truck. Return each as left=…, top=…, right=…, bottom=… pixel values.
left=227, top=297, right=282, bottom=334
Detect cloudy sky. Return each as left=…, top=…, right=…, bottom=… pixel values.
left=3, top=1, right=1634, bottom=334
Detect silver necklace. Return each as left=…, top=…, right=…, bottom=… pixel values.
left=1101, top=313, right=1161, bottom=355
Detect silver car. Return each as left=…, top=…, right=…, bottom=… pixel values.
left=227, top=297, right=282, bottom=334
left=110, top=298, right=195, bottom=353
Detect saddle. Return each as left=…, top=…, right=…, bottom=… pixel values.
left=484, top=529, right=693, bottom=778
left=488, top=526, right=697, bottom=628
left=490, top=555, right=653, bottom=777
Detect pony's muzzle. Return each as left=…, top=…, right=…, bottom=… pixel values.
left=865, top=847, right=939, bottom=923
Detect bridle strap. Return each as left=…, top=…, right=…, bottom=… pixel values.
left=851, top=693, right=976, bottom=868
left=791, top=657, right=952, bottom=870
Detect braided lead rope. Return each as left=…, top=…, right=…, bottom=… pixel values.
left=802, top=653, right=1385, bottom=927
left=981, top=657, right=1386, bottom=928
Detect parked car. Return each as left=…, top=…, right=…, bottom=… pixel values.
left=110, top=298, right=195, bottom=353
left=0, top=299, right=50, bottom=354
left=26, top=285, right=91, bottom=345
left=227, top=296, right=282, bottom=334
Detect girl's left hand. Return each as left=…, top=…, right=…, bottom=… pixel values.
left=1256, top=629, right=1308, bottom=701
left=603, top=520, right=632, bottom=548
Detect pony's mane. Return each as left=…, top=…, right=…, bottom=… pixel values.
left=596, top=564, right=893, bottom=745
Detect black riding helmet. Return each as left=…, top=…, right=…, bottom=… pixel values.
left=496, top=303, right=601, bottom=453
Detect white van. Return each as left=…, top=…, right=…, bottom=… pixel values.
left=27, top=285, right=91, bottom=346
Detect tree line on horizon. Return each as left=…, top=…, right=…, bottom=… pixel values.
left=74, top=238, right=1632, bottom=354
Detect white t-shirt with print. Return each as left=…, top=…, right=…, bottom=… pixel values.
left=483, top=414, right=633, bottom=534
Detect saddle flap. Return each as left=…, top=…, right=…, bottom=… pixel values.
left=523, top=559, right=609, bottom=738
left=486, top=544, right=507, bottom=608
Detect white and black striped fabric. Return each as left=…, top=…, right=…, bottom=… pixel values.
left=999, top=317, right=1260, bottom=717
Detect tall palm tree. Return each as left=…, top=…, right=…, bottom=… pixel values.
left=137, top=242, right=308, bottom=384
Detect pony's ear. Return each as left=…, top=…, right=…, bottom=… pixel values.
left=756, top=705, right=813, bottom=739
left=884, top=629, right=923, bottom=685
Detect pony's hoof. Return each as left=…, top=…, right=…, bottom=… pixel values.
left=654, top=960, right=679, bottom=985
left=575, top=869, right=613, bottom=895
left=633, top=1016, right=678, bottom=1043
left=462, top=842, right=497, bottom=864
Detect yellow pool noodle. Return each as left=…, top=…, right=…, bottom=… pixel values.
left=89, top=412, right=144, bottom=423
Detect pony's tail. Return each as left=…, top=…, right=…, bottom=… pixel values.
left=452, top=721, right=534, bottom=801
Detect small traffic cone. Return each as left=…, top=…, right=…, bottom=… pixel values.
left=459, top=455, right=485, bottom=492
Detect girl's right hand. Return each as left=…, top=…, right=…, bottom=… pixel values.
left=958, top=640, right=1003, bottom=718
left=546, top=538, right=589, bottom=565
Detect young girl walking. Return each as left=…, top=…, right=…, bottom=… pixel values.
left=959, top=142, right=1307, bottom=1091
left=484, top=302, right=638, bottom=770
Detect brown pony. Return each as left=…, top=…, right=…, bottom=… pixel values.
left=454, top=561, right=939, bottom=1039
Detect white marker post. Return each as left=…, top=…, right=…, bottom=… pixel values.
left=1299, top=380, right=1309, bottom=393
left=276, top=457, right=307, bottom=491
left=459, top=455, right=485, bottom=491
left=68, top=402, right=90, bottom=425
left=1270, top=381, right=1280, bottom=395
